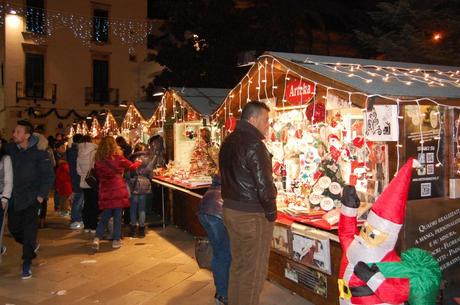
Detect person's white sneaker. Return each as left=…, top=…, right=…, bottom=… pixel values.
left=70, top=222, right=83, bottom=230
left=92, top=238, right=100, bottom=251
left=112, top=240, right=122, bottom=249
left=84, top=229, right=90, bottom=233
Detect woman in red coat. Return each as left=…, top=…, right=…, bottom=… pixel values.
left=92, top=136, right=140, bottom=250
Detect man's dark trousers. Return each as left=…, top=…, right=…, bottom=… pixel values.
left=8, top=203, right=39, bottom=262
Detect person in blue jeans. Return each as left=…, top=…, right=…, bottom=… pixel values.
left=197, top=175, right=231, bottom=305
left=128, top=143, right=153, bottom=238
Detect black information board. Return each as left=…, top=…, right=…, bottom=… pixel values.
left=403, top=105, right=445, bottom=200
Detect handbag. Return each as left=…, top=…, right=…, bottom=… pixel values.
left=130, top=174, right=152, bottom=195
left=85, top=168, right=98, bottom=191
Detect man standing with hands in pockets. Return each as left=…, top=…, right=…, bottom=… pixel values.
left=219, top=101, right=277, bottom=305
left=6, top=120, right=54, bottom=279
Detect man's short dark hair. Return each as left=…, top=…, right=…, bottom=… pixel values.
left=73, top=134, right=84, bottom=144
left=240, top=101, right=270, bottom=121
left=17, top=120, right=34, bottom=135
left=54, top=141, right=66, bottom=149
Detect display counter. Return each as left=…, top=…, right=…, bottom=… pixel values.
left=152, top=176, right=210, bottom=236
left=268, top=213, right=341, bottom=305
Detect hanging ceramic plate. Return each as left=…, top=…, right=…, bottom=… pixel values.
left=318, top=176, right=332, bottom=189
left=312, top=183, right=325, bottom=195
left=329, top=182, right=342, bottom=195
left=320, top=197, right=335, bottom=211
left=309, top=193, right=322, bottom=205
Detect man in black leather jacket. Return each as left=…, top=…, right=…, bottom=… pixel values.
left=219, top=101, right=277, bottom=305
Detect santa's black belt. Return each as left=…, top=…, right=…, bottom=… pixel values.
left=350, top=285, right=374, bottom=297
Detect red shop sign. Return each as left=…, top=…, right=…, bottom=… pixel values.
left=284, top=78, right=316, bottom=105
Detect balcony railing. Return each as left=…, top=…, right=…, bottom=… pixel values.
left=85, top=87, right=119, bottom=105
left=16, top=82, right=56, bottom=104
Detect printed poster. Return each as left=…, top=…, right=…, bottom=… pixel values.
left=365, top=105, right=399, bottom=141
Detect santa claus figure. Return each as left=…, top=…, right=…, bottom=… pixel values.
left=338, top=159, right=415, bottom=304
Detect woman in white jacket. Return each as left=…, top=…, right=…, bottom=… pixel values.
left=0, top=139, right=13, bottom=256
left=77, top=135, right=99, bottom=233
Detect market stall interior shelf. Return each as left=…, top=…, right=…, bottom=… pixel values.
left=148, top=87, right=228, bottom=237
left=211, top=51, right=460, bottom=304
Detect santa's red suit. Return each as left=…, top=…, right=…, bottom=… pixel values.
left=338, top=160, right=415, bottom=305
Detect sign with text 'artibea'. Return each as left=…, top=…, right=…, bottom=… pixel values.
left=284, top=79, right=316, bottom=105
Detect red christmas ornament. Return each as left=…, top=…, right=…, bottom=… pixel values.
left=225, top=117, right=236, bottom=132
left=352, top=136, right=365, bottom=148
left=331, top=120, right=338, bottom=128
left=273, top=161, right=282, bottom=176
left=330, top=146, right=341, bottom=161
left=305, top=102, right=326, bottom=123
left=349, top=174, right=358, bottom=186
left=270, top=131, right=275, bottom=142
left=295, top=129, right=303, bottom=139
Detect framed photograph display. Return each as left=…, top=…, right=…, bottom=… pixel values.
left=272, top=224, right=291, bottom=255
left=291, top=229, right=331, bottom=275
left=284, top=260, right=328, bottom=297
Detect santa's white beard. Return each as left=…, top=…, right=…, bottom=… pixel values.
left=346, top=235, right=397, bottom=266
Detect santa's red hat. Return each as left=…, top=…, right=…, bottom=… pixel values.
left=367, top=158, right=415, bottom=235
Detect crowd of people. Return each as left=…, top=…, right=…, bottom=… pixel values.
left=0, top=101, right=278, bottom=305
left=0, top=121, right=167, bottom=280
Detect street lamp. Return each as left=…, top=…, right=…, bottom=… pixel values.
left=432, top=32, right=443, bottom=42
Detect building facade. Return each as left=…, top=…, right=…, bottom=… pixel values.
left=0, top=0, right=162, bottom=138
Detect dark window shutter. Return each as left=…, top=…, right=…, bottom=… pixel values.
left=93, top=60, right=109, bottom=102
left=25, top=53, right=44, bottom=98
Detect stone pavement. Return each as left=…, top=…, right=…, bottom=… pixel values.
left=0, top=211, right=314, bottom=305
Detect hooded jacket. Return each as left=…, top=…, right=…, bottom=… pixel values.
left=6, top=135, right=55, bottom=211
left=76, top=142, right=98, bottom=189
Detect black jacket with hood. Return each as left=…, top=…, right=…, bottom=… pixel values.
left=6, top=135, right=55, bottom=211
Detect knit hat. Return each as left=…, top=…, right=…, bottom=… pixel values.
left=366, top=158, right=414, bottom=235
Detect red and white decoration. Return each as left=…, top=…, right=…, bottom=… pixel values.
left=338, top=159, right=415, bottom=304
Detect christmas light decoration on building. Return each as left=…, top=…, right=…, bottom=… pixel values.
left=102, top=111, right=119, bottom=136
left=0, top=1, right=156, bottom=52
left=90, top=117, right=101, bottom=138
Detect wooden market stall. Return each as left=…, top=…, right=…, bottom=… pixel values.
left=150, top=87, right=229, bottom=235
left=101, top=110, right=121, bottom=136
left=211, top=51, right=460, bottom=304
left=120, top=102, right=159, bottom=145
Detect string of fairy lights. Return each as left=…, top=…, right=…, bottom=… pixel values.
left=212, top=54, right=460, bottom=174
left=150, top=91, right=203, bottom=127
left=0, top=1, right=155, bottom=52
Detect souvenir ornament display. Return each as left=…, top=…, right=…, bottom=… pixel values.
left=338, top=159, right=441, bottom=305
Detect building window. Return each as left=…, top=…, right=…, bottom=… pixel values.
left=26, top=0, right=45, bottom=34
left=93, top=59, right=109, bottom=102
left=25, top=53, right=45, bottom=98
left=93, top=8, right=109, bottom=43
left=147, top=0, right=168, bottom=20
